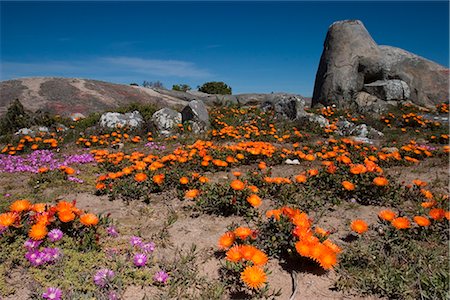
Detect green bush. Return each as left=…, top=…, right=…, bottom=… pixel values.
left=172, top=84, right=191, bottom=92
left=198, top=81, right=232, bottom=95
left=0, top=99, right=30, bottom=135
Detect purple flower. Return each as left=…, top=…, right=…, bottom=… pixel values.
left=42, top=287, right=62, bottom=300
left=42, top=247, right=62, bottom=262
left=67, top=176, right=84, bottom=183
left=4, top=193, right=11, bottom=197
left=106, top=226, right=119, bottom=238
left=94, top=268, right=115, bottom=287
left=26, top=250, right=46, bottom=266
left=130, top=236, right=142, bottom=247
left=47, top=229, right=63, bottom=242
left=140, top=242, right=155, bottom=254
left=153, top=270, right=169, bottom=284
left=108, top=291, right=119, bottom=300
left=24, top=239, right=42, bottom=250
left=0, top=226, right=6, bottom=235
left=133, top=253, right=147, bottom=267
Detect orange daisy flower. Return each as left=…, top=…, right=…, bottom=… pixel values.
left=378, top=210, right=396, bottom=221
left=341, top=181, right=355, bottom=191
left=391, top=217, right=410, bottom=230
left=10, top=199, right=32, bottom=213
left=246, top=194, right=262, bottom=208
left=29, top=223, right=48, bottom=240
left=230, top=179, right=245, bottom=191
left=218, top=231, right=235, bottom=249
left=373, top=177, right=389, bottom=186
left=79, top=213, right=99, bottom=226
left=350, top=219, right=368, bottom=234
left=413, top=216, right=431, bottom=227
left=241, top=266, right=267, bottom=289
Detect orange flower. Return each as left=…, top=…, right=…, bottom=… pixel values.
left=80, top=213, right=99, bottom=226
left=226, top=245, right=242, bottom=262
left=232, top=171, right=242, bottom=177
left=258, top=162, right=267, bottom=170
left=58, top=210, right=75, bottom=223
left=266, top=209, right=281, bottom=220
left=179, top=177, right=189, bottom=184
left=247, top=194, right=262, bottom=208
left=241, top=266, right=267, bottom=289
left=240, top=245, right=257, bottom=260
left=317, top=249, right=337, bottom=270
left=350, top=219, right=368, bottom=234
left=421, top=200, right=436, bottom=208
left=308, top=169, right=319, bottom=176
left=420, top=189, right=433, bottom=200
left=152, top=174, right=165, bottom=185
left=96, top=182, right=106, bottom=190
left=230, top=179, right=245, bottom=191
left=295, top=174, right=307, bottom=184
left=429, top=208, right=445, bottom=221
left=250, top=249, right=268, bottom=266
left=10, top=199, right=32, bottom=213
left=234, top=227, right=253, bottom=240
left=349, top=164, right=367, bottom=175
left=373, top=177, right=389, bottom=186
left=134, top=173, right=148, bottom=182
left=412, top=179, right=427, bottom=187
left=218, top=231, right=235, bottom=249
left=185, top=189, right=200, bottom=199
left=248, top=185, right=259, bottom=193
left=295, top=240, right=311, bottom=257
left=391, top=217, right=410, bottom=230
left=378, top=210, right=396, bottom=221
left=0, top=212, right=18, bottom=227
left=38, top=167, right=49, bottom=173
left=413, top=216, right=431, bottom=227
left=64, top=167, right=76, bottom=175
left=341, top=181, right=355, bottom=191
left=29, top=223, right=48, bottom=240
left=31, top=203, right=46, bottom=213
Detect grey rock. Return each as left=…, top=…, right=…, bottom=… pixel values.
left=285, top=158, right=301, bottom=165
left=363, top=79, right=410, bottom=101
left=261, top=93, right=306, bottom=120
left=381, top=147, right=399, bottom=153
left=151, top=108, right=182, bottom=136
left=312, top=19, right=449, bottom=108
left=181, top=100, right=210, bottom=133
left=99, top=111, right=144, bottom=129
left=70, top=112, right=86, bottom=121
left=350, top=124, right=384, bottom=139
left=304, top=113, right=330, bottom=127
left=336, top=119, right=383, bottom=139
left=15, top=128, right=34, bottom=136
left=354, top=91, right=391, bottom=114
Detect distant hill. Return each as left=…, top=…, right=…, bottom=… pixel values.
left=0, top=77, right=311, bottom=116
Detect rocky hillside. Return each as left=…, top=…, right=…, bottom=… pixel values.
left=0, top=77, right=311, bottom=116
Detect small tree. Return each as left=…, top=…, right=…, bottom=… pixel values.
left=198, top=81, right=232, bottom=95
left=0, top=99, right=30, bottom=135
left=172, top=84, right=191, bottom=92
left=143, top=80, right=164, bottom=89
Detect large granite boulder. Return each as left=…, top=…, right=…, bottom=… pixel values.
left=261, top=93, right=307, bottom=120
left=181, top=100, right=210, bottom=133
left=99, top=111, right=144, bottom=129
left=312, top=20, right=449, bottom=109
left=363, top=79, right=410, bottom=101
left=151, top=108, right=182, bottom=136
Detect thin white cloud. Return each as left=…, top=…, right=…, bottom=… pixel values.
left=0, top=56, right=211, bottom=81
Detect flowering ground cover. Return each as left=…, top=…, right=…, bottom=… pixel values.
left=0, top=103, right=448, bottom=299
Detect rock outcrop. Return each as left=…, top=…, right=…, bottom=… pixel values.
left=312, top=20, right=449, bottom=110
left=99, top=111, right=144, bottom=129
left=151, top=108, right=182, bottom=136
left=181, top=100, right=210, bottom=133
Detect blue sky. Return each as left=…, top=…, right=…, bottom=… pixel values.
left=1, top=1, right=449, bottom=96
